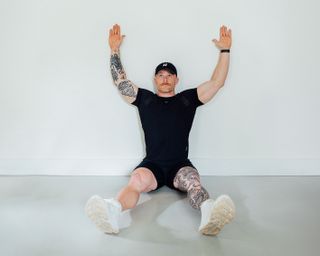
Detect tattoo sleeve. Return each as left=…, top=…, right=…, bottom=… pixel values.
left=173, top=166, right=209, bottom=210
left=110, top=52, right=137, bottom=98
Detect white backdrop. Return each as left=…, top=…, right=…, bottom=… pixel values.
left=0, top=0, right=319, bottom=175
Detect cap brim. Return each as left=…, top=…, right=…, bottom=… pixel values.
left=155, top=68, right=176, bottom=75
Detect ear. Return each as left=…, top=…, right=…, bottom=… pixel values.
left=175, top=76, right=179, bottom=85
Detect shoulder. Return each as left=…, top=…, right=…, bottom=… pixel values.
left=131, top=87, right=155, bottom=106
left=179, top=88, right=204, bottom=106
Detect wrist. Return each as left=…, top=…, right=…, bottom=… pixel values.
left=111, top=48, right=120, bottom=54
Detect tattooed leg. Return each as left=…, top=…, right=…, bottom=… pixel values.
left=173, top=167, right=209, bottom=210
left=110, top=52, right=137, bottom=98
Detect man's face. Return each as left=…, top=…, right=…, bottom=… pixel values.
left=154, top=70, right=179, bottom=94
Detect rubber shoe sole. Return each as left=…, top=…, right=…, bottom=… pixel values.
left=200, top=195, right=235, bottom=236
left=85, top=195, right=119, bottom=234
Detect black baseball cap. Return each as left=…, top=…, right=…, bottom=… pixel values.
left=155, top=62, right=177, bottom=76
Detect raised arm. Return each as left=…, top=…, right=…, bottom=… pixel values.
left=109, top=24, right=138, bottom=104
left=197, top=25, right=232, bottom=104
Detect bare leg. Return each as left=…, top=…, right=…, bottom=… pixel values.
left=173, top=166, right=209, bottom=210
left=117, top=167, right=157, bottom=211
left=85, top=167, right=157, bottom=234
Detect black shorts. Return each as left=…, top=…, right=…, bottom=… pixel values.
left=134, top=158, right=196, bottom=190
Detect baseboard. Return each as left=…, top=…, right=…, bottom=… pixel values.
left=0, top=157, right=319, bottom=175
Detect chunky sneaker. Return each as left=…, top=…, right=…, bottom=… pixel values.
left=85, top=195, right=122, bottom=234
left=199, top=195, right=235, bottom=236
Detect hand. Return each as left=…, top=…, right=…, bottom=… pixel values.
left=109, top=24, right=125, bottom=52
left=212, top=25, right=232, bottom=50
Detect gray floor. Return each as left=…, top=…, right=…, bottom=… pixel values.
left=0, top=176, right=320, bottom=256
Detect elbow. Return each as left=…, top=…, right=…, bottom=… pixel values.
left=113, top=78, right=126, bottom=87
left=113, top=80, right=120, bottom=87
left=216, top=81, right=224, bottom=88
left=215, top=78, right=226, bottom=88
left=210, top=79, right=225, bottom=89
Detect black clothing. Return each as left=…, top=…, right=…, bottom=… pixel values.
left=131, top=87, right=203, bottom=189
left=134, top=158, right=195, bottom=190
left=132, top=88, right=203, bottom=162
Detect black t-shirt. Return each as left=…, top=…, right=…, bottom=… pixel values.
left=131, top=87, right=204, bottom=163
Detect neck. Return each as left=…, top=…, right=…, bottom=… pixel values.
left=157, top=91, right=176, bottom=97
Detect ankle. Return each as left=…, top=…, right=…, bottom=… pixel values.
left=105, top=198, right=122, bottom=212
left=117, top=186, right=140, bottom=211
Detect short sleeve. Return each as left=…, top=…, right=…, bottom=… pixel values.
left=180, top=88, right=204, bottom=108
left=131, top=88, right=155, bottom=107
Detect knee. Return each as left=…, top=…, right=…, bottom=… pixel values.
left=128, top=168, right=157, bottom=193
left=173, top=166, right=200, bottom=191
left=128, top=172, right=144, bottom=192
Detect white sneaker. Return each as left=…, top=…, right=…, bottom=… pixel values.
left=199, top=195, right=235, bottom=236
left=85, top=195, right=122, bottom=234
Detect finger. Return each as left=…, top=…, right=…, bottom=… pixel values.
left=226, top=27, right=230, bottom=37
left=225, top=27, right=230, bottom=37
left=212, top=39, right=220, bottom=47
left=220, top=26, right=223, bottom=38
left=113, top=24, right=117, bottom=34
left=109, top=29, right=112, bottom=37
left=222, top=26, right=227, bottom=37
left=117, top=24, right=120, bottom=35
left=228, top=29, right=232, bottom=37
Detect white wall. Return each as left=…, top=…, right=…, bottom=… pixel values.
left=0, top=0, right=319, bottom=175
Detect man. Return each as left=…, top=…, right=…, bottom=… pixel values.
left=85, top=24, right=235, bottom=236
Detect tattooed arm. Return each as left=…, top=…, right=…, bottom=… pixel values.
left=110, top=50, right=138, bottom=103
left=197, top=25, right=231, bottom=104
left=109, top=24, right=138, bottom=104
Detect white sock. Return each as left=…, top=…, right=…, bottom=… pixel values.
left=105, top=198, right=122, bottom=212
left=104, top=198, right=122, bottom=230
left=199, top=198, right=215, bottom=231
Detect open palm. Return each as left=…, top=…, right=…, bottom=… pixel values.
left=212, top=25, right=232, bottom=50
left=109, top=24, right=125, bottom=51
